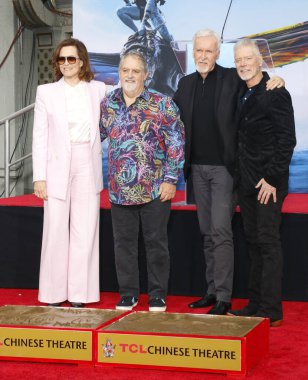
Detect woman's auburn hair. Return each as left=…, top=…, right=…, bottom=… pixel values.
left=52, top=38, right=94, bottom=82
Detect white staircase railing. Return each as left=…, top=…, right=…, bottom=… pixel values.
left=0, top=103, right=35, bottom=198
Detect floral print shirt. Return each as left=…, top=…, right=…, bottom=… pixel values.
left=100, top=87, right=185, bottom=205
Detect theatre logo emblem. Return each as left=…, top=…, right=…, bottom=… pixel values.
left=102, top=338, right=116, bottom=358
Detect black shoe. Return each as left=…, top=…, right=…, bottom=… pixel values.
left=48, top=303, right=62, bottom=307
left=254, top=312, right=283, bottom=327
left=188, top=294, right=216, bottom=308
left=70, top=302, right=85, bottom=308
left=270, top=319, right=283, bottom=327
left=229, top=304, right=258, bottom=317
left=149, top=297, right=166, bottom=312
left=116, top=296, right=138, bottom=310
left=207, top=301, right=231, bottom=315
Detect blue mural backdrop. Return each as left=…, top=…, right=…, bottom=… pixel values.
left=73, top=0, right=308, bottom=193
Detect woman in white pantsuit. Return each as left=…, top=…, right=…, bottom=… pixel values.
left=32, top=38, right=106, bottom=307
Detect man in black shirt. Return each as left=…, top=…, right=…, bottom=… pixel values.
left=229, top=38, right=296, bottom=326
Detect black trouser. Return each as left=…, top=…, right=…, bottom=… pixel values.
left=239, top=188, right=287, bottom=320
left=111, top=197, right=171, bottom=299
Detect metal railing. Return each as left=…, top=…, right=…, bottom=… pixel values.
left=0, top=103, right=34, bottom=198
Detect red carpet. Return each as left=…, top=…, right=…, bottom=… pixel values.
left=0, top=289, right=307, bottom=379
left=1, top=190, right=308, bottom=213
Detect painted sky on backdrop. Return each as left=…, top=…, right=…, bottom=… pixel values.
left=74, top=0, right=307, bottom=53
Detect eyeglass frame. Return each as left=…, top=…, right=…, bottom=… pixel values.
left=57, top=56, right=81, bottom=65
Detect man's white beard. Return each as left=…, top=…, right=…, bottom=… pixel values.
left=195, top=62, right=212, bottom=75
left=122, top=81, right=138, bottom=93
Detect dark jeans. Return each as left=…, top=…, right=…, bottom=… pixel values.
left=239, top=188, right=287, bottom=320
left=111, top=197, right=171, bottom=299
left=191, top=165, right=234, bottom=302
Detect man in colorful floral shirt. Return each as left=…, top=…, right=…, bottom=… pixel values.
left=100, top=50, right=184, bottom=312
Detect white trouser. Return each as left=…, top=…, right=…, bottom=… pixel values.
left=38, top=142, right=100, bottom=304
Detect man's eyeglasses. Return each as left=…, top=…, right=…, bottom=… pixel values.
left=57, top=56, right=80, bottom=65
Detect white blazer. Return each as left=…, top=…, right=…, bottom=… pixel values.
left=32, top=78, right=106, bottom=200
